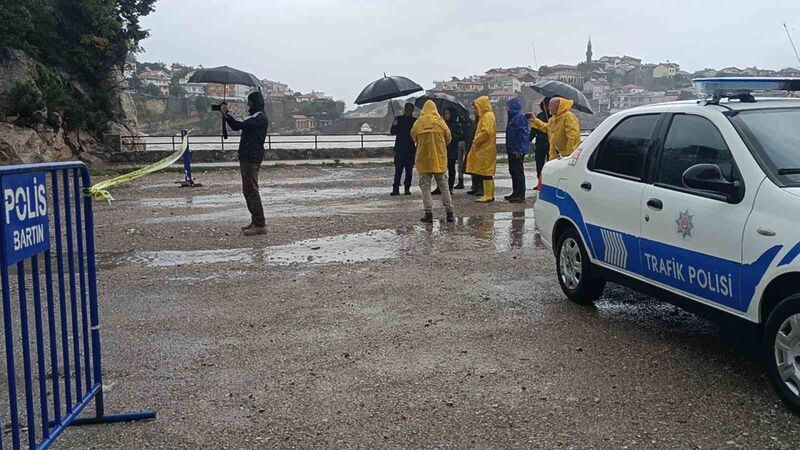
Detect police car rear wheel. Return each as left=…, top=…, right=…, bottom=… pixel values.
left=764, top=294, right=800, bottom=415
left=556, top=228, right=605, bottom=305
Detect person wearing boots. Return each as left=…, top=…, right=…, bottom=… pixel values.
left=432, top=107, right=463, bottom=195
left=465, top=96, right=497, bottom=203
left=390, top=103, right=417, bottom=196
left=461, top=116, right=482, bottom=197
left=530, top=97, right=552, bottom=191
left=221, top=91, right=269, bottom=236
left=411, top=100, right=454, bottom=223
left=503, top=98, right=530, bottom=203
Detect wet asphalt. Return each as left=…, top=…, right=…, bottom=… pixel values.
left=53, top=165, right=799, bottom=449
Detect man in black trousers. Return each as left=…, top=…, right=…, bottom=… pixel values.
left=504, top=98, right=530, bottom=203
left=390, top=103, right=417, bottom=196
left=221, top=91, right=270, bottom=235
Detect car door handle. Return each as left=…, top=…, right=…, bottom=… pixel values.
left=580, top=181, right=592, bottom=192
left=647, top=198, right=663, bottom=211
left=757, top=228, right=776, bottom=237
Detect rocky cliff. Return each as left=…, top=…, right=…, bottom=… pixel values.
left=0, top=48, right=142, bottom=165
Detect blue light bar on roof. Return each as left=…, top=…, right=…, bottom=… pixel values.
left=693, top=77, right=800, bottom=96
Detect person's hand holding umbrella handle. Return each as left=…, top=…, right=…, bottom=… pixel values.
left=219, top=102, right=229, bottom=139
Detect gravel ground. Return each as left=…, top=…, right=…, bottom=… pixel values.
left=48, top=165, right=799, bottom=449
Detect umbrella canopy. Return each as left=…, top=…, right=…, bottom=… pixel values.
left=188, top=66, right=261, bottom=89
left=355, top=75, right=423, bottom=105
left=415, top=93, right=470, bottom=120
left=531, top=80, right=594, bottom=114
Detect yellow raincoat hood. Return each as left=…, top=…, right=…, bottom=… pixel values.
left=412, top=100, right=451, bottom=174
left=474, top=96, right=493, bottom=118
left=466, top=96, right=498, bottom=177
left=555, top=98, right=574, bottom=116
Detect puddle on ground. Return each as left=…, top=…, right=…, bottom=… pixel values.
left=106, top=209, right=545, bottom=268
left=131, top=186, right=391, bottom=210
left=114, top=249, right=256, bottom=267
left=594, top=291, right=717, bottom=337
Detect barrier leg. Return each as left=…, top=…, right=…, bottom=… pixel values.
left=180, top=129, right=197, bottom=188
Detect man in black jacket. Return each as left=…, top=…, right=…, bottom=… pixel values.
left=221, top=91, right=270, bottom=236
left=389, top=103, right=417, bottom=196
left=530, top=97, right=551, bottom=190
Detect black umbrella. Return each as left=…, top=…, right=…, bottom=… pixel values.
left=415, top=93, right=470, bottom=120
left=531, top=80, right=594, bottom=114
left=355, top=74, right=423, bottom=117
left=188, top=66, right=262, bottom=139
left=188, top=66, right=261, bottom=89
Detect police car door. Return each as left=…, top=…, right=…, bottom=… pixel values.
left=639, top=112, right=752, bottom=312
left=580, top=114, right=663, bottom=274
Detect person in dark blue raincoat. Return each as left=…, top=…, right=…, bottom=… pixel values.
left=504, top=98, right=530, bottom=203
left=390, top=103, right=417, bottom=196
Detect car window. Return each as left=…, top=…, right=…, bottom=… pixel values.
left=658, top=115, right=735, bottom=188
left=592, top=114, right=660, bottom=180
left=730, top=108, right=800, bottom=186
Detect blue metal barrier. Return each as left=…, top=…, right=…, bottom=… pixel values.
left=1, top=162, right=155, bottom=450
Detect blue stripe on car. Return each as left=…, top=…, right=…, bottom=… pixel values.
left=539, top=184, right=782, bottom=313
left=778, top=242, right=800, bottom=267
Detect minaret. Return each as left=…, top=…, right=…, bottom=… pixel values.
left=586, top=37, right=593, bottom=65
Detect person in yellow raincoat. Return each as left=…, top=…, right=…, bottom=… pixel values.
left=465, top=96, right=498, bottom=202
left=531, top=97, right=582, bottom=161
left=411, top=100, right=454, bottom=223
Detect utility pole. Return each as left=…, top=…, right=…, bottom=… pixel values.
left=785, top=23, right=800, bottom=67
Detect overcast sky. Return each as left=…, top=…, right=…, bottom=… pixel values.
left=140, top=0, right=800, bottom=107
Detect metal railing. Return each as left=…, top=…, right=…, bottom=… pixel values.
left=120, top=129, right=596, bottom=153
left=120, top=134, right=399, bottom=153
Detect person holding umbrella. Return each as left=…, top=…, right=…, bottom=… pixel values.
left=220, top=91, right=270, bottom=235
left=466, top=96, right=498, bottom=203
left=432, top=107, right=462, bottom=195
left=411, top=100, right=454, bottom=223
left=390, top=103, right=417, bottom=196
left=531, top=96, right=582, bottom=161
left=504, top=98, right=530, bottom=203
left=529, top=97, right=551, bottom=191
left=354, top=74, right=424, bottom=196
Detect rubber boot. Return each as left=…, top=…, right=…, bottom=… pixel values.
left=420, top=211, right=434, bottom=223
left=467, top=175, right=478, bottom=195
left=476, top=180, right=495, bottom=203
left=454, top=178, right=465, bottom=190
left=446, top=211, right=455, bottom=223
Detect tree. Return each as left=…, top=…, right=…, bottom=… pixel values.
left=9, top=81, right=45, bottom=125
left=0, top=0, right=158, bottom=135
left=194, top=95, right=211, bottom=112
left=576, top=62, right=592, bottom=75
left=144, top=83, right=162, bottom=97
left=128, top=76, right=143, bottom=92
left=538, top=65, right=552, bottom=76
left=169, top=84, right=186, bottom=98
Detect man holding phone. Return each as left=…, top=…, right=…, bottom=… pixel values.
left=220, top=91, right=270, bottom=235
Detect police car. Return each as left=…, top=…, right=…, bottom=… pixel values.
left=533, top=78, right=800, bottom=413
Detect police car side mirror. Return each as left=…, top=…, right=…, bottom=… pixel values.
left=683, top=164, right=741, bottom=202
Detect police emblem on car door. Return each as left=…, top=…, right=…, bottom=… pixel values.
left=675, top=210, right=694, bottom=239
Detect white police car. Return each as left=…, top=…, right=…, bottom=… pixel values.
left=534, top=78, right=800, bottom=413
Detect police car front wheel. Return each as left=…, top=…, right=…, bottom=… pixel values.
left=556, top=228, right=605, bottom=305
left=764, top=294, right=800, bottom=415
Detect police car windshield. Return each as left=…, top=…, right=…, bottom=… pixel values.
left=732, top=108, right=800, bottom=185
